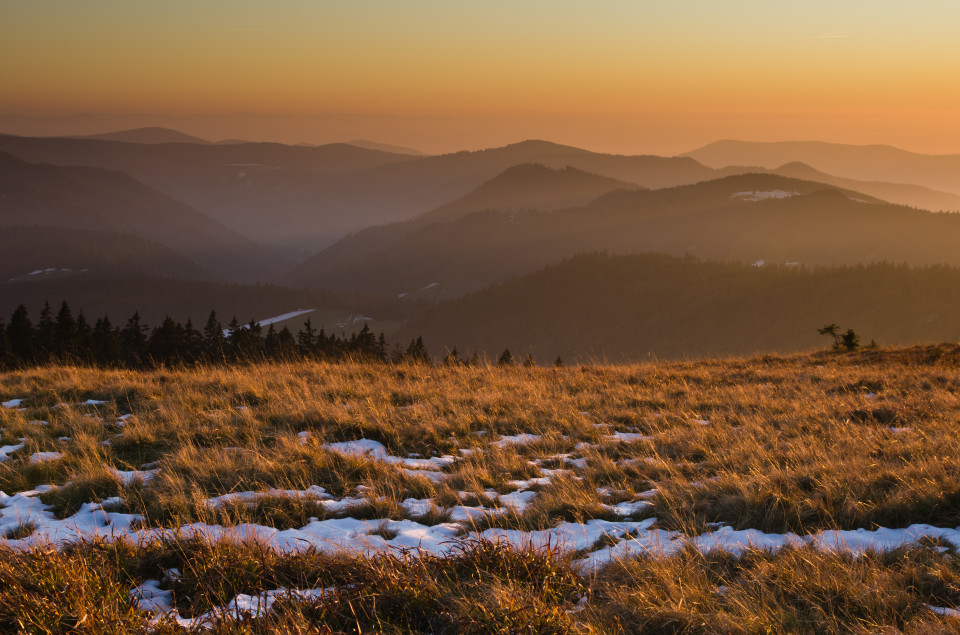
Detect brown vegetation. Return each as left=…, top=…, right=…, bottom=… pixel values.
left=3, top=345, right=960, bottom=631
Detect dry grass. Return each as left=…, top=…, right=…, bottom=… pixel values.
left=3, top=345, right=960, bottom=631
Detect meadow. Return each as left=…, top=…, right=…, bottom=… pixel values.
left=3, top=346, right=960, bottom=632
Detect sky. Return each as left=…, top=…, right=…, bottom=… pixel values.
left=2, top=0, right=960, bottom=154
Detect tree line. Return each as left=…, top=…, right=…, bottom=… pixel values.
left=0, top=301, right=431, bottom=368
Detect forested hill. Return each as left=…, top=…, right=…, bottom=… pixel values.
left=398, top=253, right=960, bottom=361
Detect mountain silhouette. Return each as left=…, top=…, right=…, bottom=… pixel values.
left=398, top=252, right=960, bottom=361
left=0, top=151, right=269, bottom=281
left=685, top=140, right=960, bottom=196
left=69, top=127, right=212, bottom=145
left=288, top=172, right=960, bottom=297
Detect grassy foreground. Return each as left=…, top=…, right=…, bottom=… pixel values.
left=3, top=346, right=960, bottom=632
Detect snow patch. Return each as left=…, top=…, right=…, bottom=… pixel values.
left=731, top=190, right=799, bottom=201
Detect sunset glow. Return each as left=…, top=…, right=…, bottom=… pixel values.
left=3, top=1, right=960, bottom=153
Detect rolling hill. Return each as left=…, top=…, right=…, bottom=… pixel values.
left=686, top=140, right=960, bottom=197
left=291, top=172, right=958, bottom=297
left=0, top=227, right=205, bottom=282
left=397, top=252, right=960, bottom=361
left=416, top=163, right=642, bottom=225
left=762, top=163, right=960, bottom=212
left=0, top=274, right=409, bottom=333
left=0, top=136, right=717, bottom=251
left=69, top=127, right=212, bottom=145
left=0, top=151, right=269, bottom=281
left=291, top=163, right=644, bottom=294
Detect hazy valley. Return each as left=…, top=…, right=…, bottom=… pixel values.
left=3, top=128, right=960, bottom=362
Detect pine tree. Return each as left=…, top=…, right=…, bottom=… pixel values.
left=405, top=337, right=429, bottom=364
left=497, top=348, right=514, bottom=366
left=297, top=318, right=317, bottom=354
left=148, top=316, right=186, bottom=365
left=74, top=313, right=93, bottom=364
left=53, top=301, right=77, bottom=360
left=35, top=301, right=55, bottom=362
left=203, top=311, right=225, bottom=362
left=0, top=317, right=7, bottom=368
left=120, top=311, right=149, bottom=367
left=7, top=305, right=34, bottom=365
left=276, top=326, right=297, bottom=359
left=92, top=316, right=121, bottom=366
left=443, top=347, right=460, bottom=366
left=183, top=319, right=205, bottom=362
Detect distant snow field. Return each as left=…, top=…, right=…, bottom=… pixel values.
left=731, top=190, right=799, bottom=201
left=222, top=308, right=315, bottom=336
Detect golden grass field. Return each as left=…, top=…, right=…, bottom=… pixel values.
left=3, top=346, right=960, bottom=632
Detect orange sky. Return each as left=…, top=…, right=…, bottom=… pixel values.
left=2, top=1, right=960, bottom=154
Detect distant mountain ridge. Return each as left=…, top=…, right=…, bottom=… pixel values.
left=345, top=139, right=425, bottom=155
left=398, top=252, right=960, bottom=361
left=417, top=163, right=642, bottom=225
left=0, top=226, right=205, bottom=281
left=288, top=172, right=960, bottom=297
left=68, top=126, right=212, bottom=145
left=685, top=140, right=960, bottom=196
left=0, top=151, right=269, bottom=281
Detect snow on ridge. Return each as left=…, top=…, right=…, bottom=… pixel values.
left=731, top=190, right=799, bottom=201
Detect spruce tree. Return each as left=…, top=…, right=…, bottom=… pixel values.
left=276, top=326, right=297, bottom=359
left=74, top=313, right=94, bottom=364
left=35, top=301, right=55, bottom=362
left=7, top=305, right=34, bottom=365
left=443, top=347, right=460, bottom=366
left=148, top=316, right=185, bottom=365
left=53, top=301, right=77, bottom=360
left=405, top=337, right=429, bottom=364
left=297, top=318, right=317, bottom=354
left=92, top=316, right=121, bottom=366
left=0, top=317, right=7, bottom=368
left=120, top=312, right=149, bottom=367
left=203, top=311, right=225, bottom=362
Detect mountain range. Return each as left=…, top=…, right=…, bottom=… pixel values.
left=290, top=171, right=960, bottom=297
left=687, top=140, right=960, bottom=197
left=5, top=127, right=960, bottom=358
left=397, top=253, right=960, bottom=361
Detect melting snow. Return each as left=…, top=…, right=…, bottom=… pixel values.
left=0, top=442, right=25, bottom=462
left=492, top=433, right=542, bottom=448
left=28, top=452, right=63, bottom=463
left=322, top=438, right=456, bottom=470
left=603, top=432, right=651, bottom=443
left=1, top=399, right=24, bottom=409
left=130, top=579, right=337, bottom=628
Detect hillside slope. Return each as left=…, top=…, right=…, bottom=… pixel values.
left=291, top=173, right=953, bottom=297
left=686, top=140, right=960, bottom=196
left=69, top=127, right=211, bottom=144
left=0, top=136, right=714, bottom=250
left=399, top=253, right=960, bottom=361
left=0, top=152, right=269, bottom=281
left=0, top=227, right=204, bottom=282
